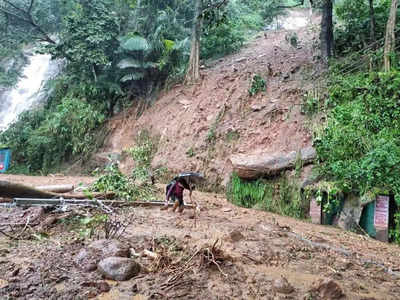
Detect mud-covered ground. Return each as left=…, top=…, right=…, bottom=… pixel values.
left=1, top=176, right=400, bottom=300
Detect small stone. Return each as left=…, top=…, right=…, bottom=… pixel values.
left=10, top=268, right=20, bottom=277
left=131, top=283, right=138, bottom=293
left=311, top=279, right=344, bottom=299
left=273, top=276, right=294, bottom=294
left=87, top=290, right=98, bottom=298
left=98, top=257, right=141, bottom=281
left=229, top=229, right=244, bottom=242
left=97, top=281, right=111, bottom=293
left=250, top=104, right=266, bottom=112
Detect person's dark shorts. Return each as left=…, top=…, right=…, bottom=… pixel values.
left=170, top=194, right=183, bottom=206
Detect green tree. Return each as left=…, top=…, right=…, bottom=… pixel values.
left=45, top=0, right=121, bottom=82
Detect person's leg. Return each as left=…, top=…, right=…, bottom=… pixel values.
left=178, top=196, right=184, bottom=213
left=172, top=195, right=179, bottom=212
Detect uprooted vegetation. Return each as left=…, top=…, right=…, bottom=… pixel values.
left=89, top=130, right=163, bottom=201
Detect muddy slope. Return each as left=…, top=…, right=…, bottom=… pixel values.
left=103, top=9, right=322, bottom=185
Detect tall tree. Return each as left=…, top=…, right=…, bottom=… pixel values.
left=369, top=0, right=377, bottom=45
left=320, top=0, right=334, bottom=60
left=185, top=0, right=228, bottom=84
left=384, top=0, right=398, bottom=72
left=0, top=0, right=58, bottom=44
left=185, top=0, right=202, bottom=84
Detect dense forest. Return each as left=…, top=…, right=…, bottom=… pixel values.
left=0, top=0, right=287, bottom=172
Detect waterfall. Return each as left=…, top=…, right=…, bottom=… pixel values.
left=0, top=53, right=61, bottom=131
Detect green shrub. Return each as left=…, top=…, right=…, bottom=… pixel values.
left=186, top=147, right=195, bottom=157
left=226, top=173, right=307, bottom=219
left=201, top=20, right=245, bottom=59
left=0, top=97, right=105, bottom=173
left=248, top=74, right=266, bottom=96
left=390, top=212, right=400, bottom=245
left=127, top=130, right=158, bottom=181
left=285, top=32, right=298, bottom=48
left=315, top=71, right=400, bottom=204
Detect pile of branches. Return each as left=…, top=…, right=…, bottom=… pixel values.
left=142, top=238, right=232, bottom=295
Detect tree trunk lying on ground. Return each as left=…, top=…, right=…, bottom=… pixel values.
left=0, top=180, right=114, bottom=200
left=12, top=198, right=194, bottom=209
left=230, top=147, right=316, bottom=179
left=35, top=184, right=74, bottom=193
left=0, top=180, right=57, bottom=198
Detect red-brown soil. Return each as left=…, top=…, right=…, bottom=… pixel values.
left=0, top=177, right=399, bottom=299
left=103, top=9, right=321, bottom=185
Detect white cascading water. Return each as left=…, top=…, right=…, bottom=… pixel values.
left=0, top=53, right=60, bottom=131
left=266, top=9, right=310, bottom=31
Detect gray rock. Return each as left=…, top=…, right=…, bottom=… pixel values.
left=337, top=194, right=362, bottom=231
left=98, top=257, right=140, bottom=281
left=75, top=248, right=101, bottom=272
left=75, top=239, right=130, bottom=272
left=273, top=276, right=294, bottom=294
left=230, top=147, right=316, bottom=179
left=311, top=279, right=344, bottom=299
left=228, top=229, right=244, bottom=242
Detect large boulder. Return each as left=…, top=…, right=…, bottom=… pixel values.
left=337, top=194, right=362, bottom=231
left=98, top=257, right=141, bottom=281
left=230, top=147, right=316, bottom=179
left=75, top=239, right=130, bottom=272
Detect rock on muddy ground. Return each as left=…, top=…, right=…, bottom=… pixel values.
left=98, top=256, right=141, bottom=281
left=75, top=239, right=130, bottom=272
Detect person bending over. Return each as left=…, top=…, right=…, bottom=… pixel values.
left=161, top=178, right=194, bottom=213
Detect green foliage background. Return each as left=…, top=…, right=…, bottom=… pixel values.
left=315, top=71, right=400, bottom=204
left=0, top=0, right=284, bottom=174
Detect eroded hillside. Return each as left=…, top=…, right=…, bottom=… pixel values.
left=104, top=9, right=322, bottom=185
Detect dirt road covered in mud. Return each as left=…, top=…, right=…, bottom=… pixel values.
left=1, top=175, right=400, bottom=299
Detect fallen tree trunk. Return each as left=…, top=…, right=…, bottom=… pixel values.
left=57, top=192, right=115, bottom=199
left=230, top=147, right=316, bottom=179
left=13, top=198, right=194, bottom=208
left=0, top=180, right=58, bottom=198
left=0, top=180, right=114, bottom=200
left=35, top=184, right=74, bottom=193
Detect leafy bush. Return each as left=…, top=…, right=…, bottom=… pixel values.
left=90, top=163, right=137, bottom=201
left=127, top=130, right=159, bottom=180
left=90, top=162, right=158, bottom=202
left=0, top=97, right=105, bottom=173
left=285, top=32, right=298, bottom=48
left=248, top=74, right=266, bottom=96
left=390, top=212, right=400, bottom=245
left=227, top=173, right=307, bottom=219
left=334, top=0, right=391, bottom=55
left=315, top=71, right=400, bottom=204
left=301, top=91, right=321, bottom=116
left=201, top=20, right=245, bottom=59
